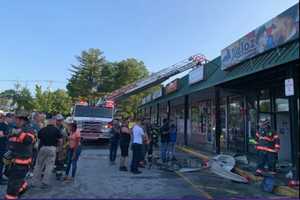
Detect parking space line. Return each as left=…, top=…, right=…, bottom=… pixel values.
left=175, top=171, right=213, bottom=199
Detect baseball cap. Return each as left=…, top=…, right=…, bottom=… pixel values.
left=55, top=114, right=64, bottom=121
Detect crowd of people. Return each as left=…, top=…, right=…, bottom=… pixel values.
left=109, top=117, right=177, bottom=174
left=0, top=111, right=82, bottom=199
left=0, top=109, right=178, bottom=199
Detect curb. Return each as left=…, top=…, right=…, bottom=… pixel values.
left=176, top=146, right=299, bottom=198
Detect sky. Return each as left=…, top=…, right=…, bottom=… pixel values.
left=0, top=0, right=298, bottom=92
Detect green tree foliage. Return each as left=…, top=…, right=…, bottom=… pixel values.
left=34, top=85, right=72, bottom=116
left=11, top=86, right=35, bottom=112
left=66, top=48, right=107, bottom=104
left=66, top=49, right=150, bottom=117
left=113, top=58, right=149, bottom=89
left=113, top=58, right=149, bottom=118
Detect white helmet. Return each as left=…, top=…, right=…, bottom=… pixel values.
left=65, top=117, right=73, bottom=124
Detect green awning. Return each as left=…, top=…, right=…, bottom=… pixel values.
left=140, top=40, right=299, bottom=109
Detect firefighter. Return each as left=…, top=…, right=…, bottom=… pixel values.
left=255, top=119, right=280, bottom=176
left=3, top=111, right=36, bottom=200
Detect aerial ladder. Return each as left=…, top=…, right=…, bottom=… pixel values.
left=106, top=53, right=208, bottom=102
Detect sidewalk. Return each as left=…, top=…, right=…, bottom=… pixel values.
left=176, top=145, right=299, bottom=198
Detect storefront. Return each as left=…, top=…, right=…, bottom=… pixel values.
left=188, top=88, right=216, bottom=152
left=138, top=2, right=299, bottom=172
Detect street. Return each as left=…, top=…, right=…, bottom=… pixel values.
left=0, top=142, right=278, bottom=199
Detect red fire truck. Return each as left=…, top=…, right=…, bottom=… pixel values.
left=72, top=101, right=114, bottom=141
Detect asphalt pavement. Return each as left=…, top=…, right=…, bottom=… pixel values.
left=0, top=142, right=280, bottom=199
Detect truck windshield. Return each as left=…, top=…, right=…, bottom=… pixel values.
left=74, top=105, right=113, bottom=118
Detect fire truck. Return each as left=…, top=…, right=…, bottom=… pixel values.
left=72, top=100, right=115, bottom=141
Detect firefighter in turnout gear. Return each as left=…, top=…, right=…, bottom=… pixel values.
left=3, top=111, right=36, bottom=200
left=255, top=119, right=280, bottom=176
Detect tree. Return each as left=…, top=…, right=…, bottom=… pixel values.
left=12, top=86, right=35, bottom=112
left=34, top=85, right=72, bottom=116
left=113, top=58, right=148, bottom=90
left=66, top=48, right=107, bottom=104
left=113, top=58, right=149, bottom=118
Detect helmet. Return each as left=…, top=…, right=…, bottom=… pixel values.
left=259, top=118, right=271, bottom=129
left=55, top=114, right=64, bottom=121
left=15, top=110, right=30, bottom=121
left=64, top=117, right=73, bottom=124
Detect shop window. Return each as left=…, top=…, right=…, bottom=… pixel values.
left=228, top=96, right=245, bottom=153
left=247, top=97, right=258, bottom=154
left=276, top=98, right=289, bottom=112
left=190, top=100, right=215, bottom=152
left=259, top=89, right=271, bottom=112
left=220, top=97, right=227, bottom=152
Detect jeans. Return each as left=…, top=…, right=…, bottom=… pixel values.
left=168, top=142, right=176, bottom=159
left=256, top=151, right=276, bottom=172
left=65, top=146, right=81, bottom=178
left=160, top=142, right=168, bottom=162
left=109, top=139, right=119, bottom=162
left=131, top=143, right=143, bottom=172
left=0, top=150, right=5, bottom=179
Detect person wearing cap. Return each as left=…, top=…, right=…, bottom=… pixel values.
left=31, top=115, right=62, bottom=189
left=255, top=118, right=280, bottom=176
left=0, top=112, right=9, bottom=185
left=4, top=111, right=36, bottom=200
left=54, top=114, right=68, bottom=180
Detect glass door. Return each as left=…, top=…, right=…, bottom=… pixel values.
left=275, top=95, right=291, bottom=162
left=228, top=96, right=246, bottom=153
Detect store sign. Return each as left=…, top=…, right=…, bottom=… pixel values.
left=221, top=3, right=299, bottom=70
left=285, top=78, right=294, bottom=96
left=165, top=79, right=179, bottom=94
left=189, top=65, right=204, bottom=85
left=152, top=88, right=163, bottom=99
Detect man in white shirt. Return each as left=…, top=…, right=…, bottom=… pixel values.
left=130, top=120, right=146, bottom=174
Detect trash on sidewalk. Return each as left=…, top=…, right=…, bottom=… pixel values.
left=211, top=155, right=236, bottom=171
left=288, top=180, right=299, bottom=188
left=285, top=170, right=293, bottom=179
left=178, top=167, right=202, bottom=173
left=208, top=154, right=249, bottom=183
left=261, top=175, right=275, bottom=193
left=233, top=154, right=249, bottom=165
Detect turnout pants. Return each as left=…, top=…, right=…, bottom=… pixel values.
left=256, top=151, right=276, bottom=173
left=5, top=164, right=29, bottom=199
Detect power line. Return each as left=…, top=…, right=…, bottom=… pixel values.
left=0, top=80, right=66, bottom=84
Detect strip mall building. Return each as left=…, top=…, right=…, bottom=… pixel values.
left=139, top=4, right=299, bottom=171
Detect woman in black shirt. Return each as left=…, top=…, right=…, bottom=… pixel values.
left=119, top=119, right=131, bottom=171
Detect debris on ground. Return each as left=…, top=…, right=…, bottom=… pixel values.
left=208, top=155, right=249, bottom=183
left=178, top=168, right=202, bottom=173
left=233, top=154, right=249, bottom=165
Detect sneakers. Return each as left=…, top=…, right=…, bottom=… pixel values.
left=119, top=167, right=128, bottom=171
left=131, top=170, right=142, bottom=174
left=63, top=176, right=74, bottom=182
left=40, top=183, right=50, bottom=190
